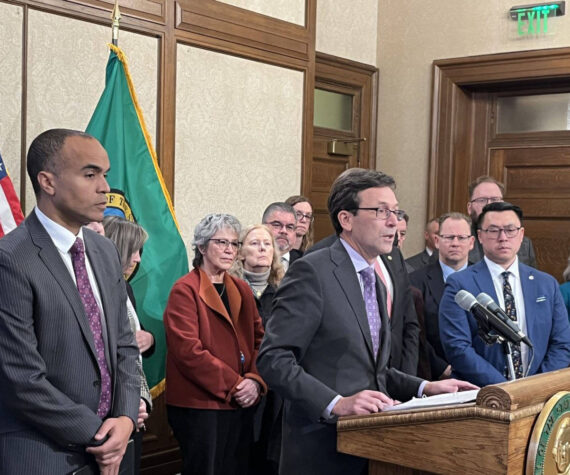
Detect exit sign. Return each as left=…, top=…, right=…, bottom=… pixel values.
left=509, top=2, right=565, bottom=35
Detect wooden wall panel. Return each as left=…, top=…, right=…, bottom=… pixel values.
left=66, top=0, right=166, bottom=24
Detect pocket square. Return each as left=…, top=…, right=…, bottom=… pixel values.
left=536, top=296, right=546, bottom=303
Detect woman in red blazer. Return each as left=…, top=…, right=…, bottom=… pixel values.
left=164, top=213, right=267, bottom=475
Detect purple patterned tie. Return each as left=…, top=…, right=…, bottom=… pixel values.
left=70, top=237, right=112, bottom=417
left=360, top=267, right=382, bottom=358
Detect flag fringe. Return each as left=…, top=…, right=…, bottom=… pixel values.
left=107, top=44, right=182, bottom=233
left=150, top=378, right=165, bottom=398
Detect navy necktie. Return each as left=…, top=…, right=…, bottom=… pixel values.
left=502, top=271, right=523, bottom=379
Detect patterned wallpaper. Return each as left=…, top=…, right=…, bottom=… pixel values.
left=175, top=44, right=303, bottom=253
left=24, top=10, right=158, bottom=213
left=316, top=0, right=378, bottom=66
left=217, top=0, right=305, bottom=25
left=0, top=3, right=23, bottom=201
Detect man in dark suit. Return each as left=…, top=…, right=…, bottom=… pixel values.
left=467, top=175, right=536, bottom=267
left=410, top=212, right=475, bottom=379
left=0, top=129, right=140, bottom=474
left=439, top=202, right=570, bottom=387
left=261, top=202, right=300, bottom=271
left=405, top=217, right=439, bottom=272
left=309, top=236, right=420, bottom=376
left=257, top=168, right=476, bottom=475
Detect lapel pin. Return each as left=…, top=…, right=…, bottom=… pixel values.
left=387, top=256, right=392, bottom=261
left=529, top=275, right=534, bottom=280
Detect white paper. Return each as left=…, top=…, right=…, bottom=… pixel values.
left=383, top=389, right=479, bottom=412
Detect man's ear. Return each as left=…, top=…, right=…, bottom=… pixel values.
left=37, top=171, right=56, bottom=196
left=434, top=235, right=440, bottom=250
left=337, top=210, right=353, bottom=232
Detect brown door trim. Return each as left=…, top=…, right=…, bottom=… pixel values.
left=429, top=46, right=570, bottom=218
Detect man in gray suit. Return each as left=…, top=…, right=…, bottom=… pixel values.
left=257, top=168, right=476, bottom=475
left=0, top=129, right=140, bottom=474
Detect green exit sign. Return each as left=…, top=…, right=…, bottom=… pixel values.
left=509, top=2, right=565, bottom=35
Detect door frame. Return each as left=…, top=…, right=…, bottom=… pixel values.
left=429, top=46, right=570, bottom=218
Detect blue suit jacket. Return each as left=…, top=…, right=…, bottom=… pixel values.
left=439, top=259, right=570, bottom=387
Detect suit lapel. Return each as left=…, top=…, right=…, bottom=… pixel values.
left=198, top=268, right=234, bottom=327
left=27, top=213, right=99, bottom=360
left=519, top=264, right=539, bottom=360
left=470, top=260, right=499, bottom=301
left=426, top=263, right=445, bottom=302
left=330, top=242, right=375, bottom=358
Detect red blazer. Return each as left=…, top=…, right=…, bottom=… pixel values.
left=164, top=267, right=267, bottom=410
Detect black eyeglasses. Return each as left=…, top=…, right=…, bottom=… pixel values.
left=209, top=238, right=241, bottom=251
left=295, top=211, right=314, bottom=222
left=267, top=221, right=296, bottom=232
left=355, top=208, right=407, bottom=221
left=480, top=226, right=521, bottom=239
left=438, top=234, right=472, bottom=242
left=470, top=197, right=503, bottom=206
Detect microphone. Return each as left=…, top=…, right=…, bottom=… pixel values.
left=454, top=290, right=529, bottom=347
left=476, top=293, right=533, bottom=348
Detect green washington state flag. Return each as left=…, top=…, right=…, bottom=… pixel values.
left=86, top=45, right=189, bottom=395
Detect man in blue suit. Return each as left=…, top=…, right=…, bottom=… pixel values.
left=439, top=201, right=570, bottom=387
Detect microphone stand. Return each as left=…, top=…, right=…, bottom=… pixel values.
left=503, top=341, right=517, bottom=381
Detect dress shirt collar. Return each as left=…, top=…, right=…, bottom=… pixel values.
left=339, top=237, right=372, bottom=274
left=439, top=260, right=468, bottom=283
left=484, top=255, right=520, bottom=281
left=426, top=247, right=434, bottom=256
left=35, top=207, right=85, bottom=253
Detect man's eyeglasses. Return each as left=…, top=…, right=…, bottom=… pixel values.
left=209, top=238, right=241, bottom=251
left=438, top=234, right=472, bottom=242
left=267, top=221, right=296, bottom=232
left=470, top=197, right=503, bottom=206
left=355, top=207, right=407, bottom=221
left=295, top=211, right=314, bottom=222
left=480, top=226, right=521, bottom=239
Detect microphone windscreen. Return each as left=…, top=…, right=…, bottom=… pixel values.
left=455, top=290, right=477, bottom=311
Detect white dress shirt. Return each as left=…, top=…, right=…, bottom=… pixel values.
left=484, top=256, right=529, bottom=371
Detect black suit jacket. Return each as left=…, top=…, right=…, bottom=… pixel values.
left=380, top=248, right=420, bottom=375
left=257, top=239, right=422, bottom=475
left=405, top=249, right=437, bottom=272
left=409, top=262, right=449, bottom=377
left=0, top=212, right=140, bottom=473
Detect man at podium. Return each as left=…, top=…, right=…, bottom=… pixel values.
left=439, top=201, right=570, bottom=387
left=257, top=168, right=476, bottom=475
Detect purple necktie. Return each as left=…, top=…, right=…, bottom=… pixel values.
left=70, top=237, right=112, bottom=417
left=360, top=267, right=382, bottom=358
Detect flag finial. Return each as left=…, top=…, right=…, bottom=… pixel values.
left=111, top=0, right=121, bottom=46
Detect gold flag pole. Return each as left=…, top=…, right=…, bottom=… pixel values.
left=111, top=0, right=121, bottom=46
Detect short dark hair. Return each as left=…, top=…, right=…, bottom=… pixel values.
left=27, top=129, right=93, bottom=195
left=477, top=201, right=523, bottom=229
left=262, top=202, right=296, bottom=224
left=402, top=213, right=409, bottom=224
left=327, top=168, right=396, bottom=235
left=468, top=175, right=505, bottom=200
left=438, top=212, right=472, bottom=229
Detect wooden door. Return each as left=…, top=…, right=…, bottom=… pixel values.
left=489, top=146, right=570, bottom=280
left=306, top=53, right=378, bottom=241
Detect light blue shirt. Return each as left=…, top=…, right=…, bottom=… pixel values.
left=439, top=260, right=468, bottom=283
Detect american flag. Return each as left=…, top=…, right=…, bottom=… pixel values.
left=0, top=152, right=24, bottom=238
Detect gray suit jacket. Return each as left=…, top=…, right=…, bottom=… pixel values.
left=257, top=239, right=422, bottom=475
left=0, top=212, right=140, bottom=473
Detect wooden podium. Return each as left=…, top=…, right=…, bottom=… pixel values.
left=337, top=368, right=570, bottom=474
